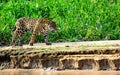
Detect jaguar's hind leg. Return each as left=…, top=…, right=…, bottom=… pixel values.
left=11, top=30, right=17, bottom=46
left=11, top=28, right=25, bottom=46
left=17, top=28, right=26, bottom=46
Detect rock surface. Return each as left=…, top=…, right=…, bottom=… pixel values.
left=0, top=40, right=120, bottom=70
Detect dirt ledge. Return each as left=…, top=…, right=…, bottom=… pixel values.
left=0, top=40, right=120, bottom=70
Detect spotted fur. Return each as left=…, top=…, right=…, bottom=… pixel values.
left=11, top=17, right=57, bottom=46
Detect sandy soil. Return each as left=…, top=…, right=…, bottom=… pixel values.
left=1, top=69, right=120, bottom=75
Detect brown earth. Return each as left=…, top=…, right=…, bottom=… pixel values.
left=1, top=69, right=120, bottom=75
left=0, top=40, right=120, bottom=70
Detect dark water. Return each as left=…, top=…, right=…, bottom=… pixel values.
left=0, top=69, right=120, bottom=75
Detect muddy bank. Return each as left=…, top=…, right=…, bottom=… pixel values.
left=0, top=40, right=120, bottom=70
left=1, top=69, right=120, bottom=75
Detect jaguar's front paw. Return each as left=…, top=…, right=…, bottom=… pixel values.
left=18, top=42, right=23, bottom=46
left=10, top=42, right=16, bottom=47
left=46, top=42, right=52, bottom=45
left=29, top=43, right=33, bottom=46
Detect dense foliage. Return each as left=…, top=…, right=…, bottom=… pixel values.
left=0, top=0, right=120, bottom=45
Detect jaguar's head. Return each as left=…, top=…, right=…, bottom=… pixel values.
left=48, top=20, right=57, bottom=33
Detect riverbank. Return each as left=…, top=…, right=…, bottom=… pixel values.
left=0, top=40, right=120, bottom=70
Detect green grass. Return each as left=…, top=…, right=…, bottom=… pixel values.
left=0, top=0, right=120, bottom=45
